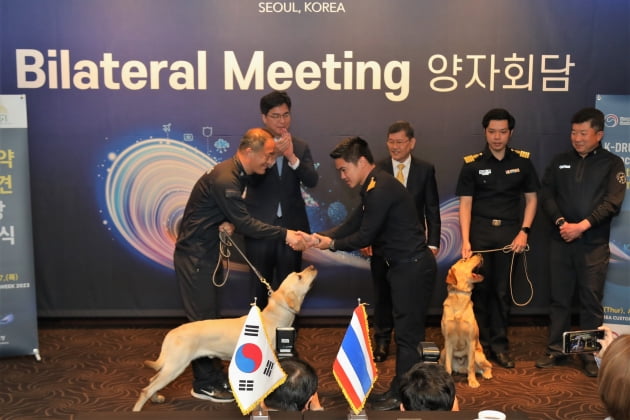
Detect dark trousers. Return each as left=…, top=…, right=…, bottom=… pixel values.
left=547, top=239, right=609, bottom=355
left=381, top=248, right=437, bottom=393
left=173, top=249, right=227, bottom=389
left=470, top=218, right=520, bottom=355
left=371, top=255, right=393, bottom=344
left=245, top=218, right=302, bottom=309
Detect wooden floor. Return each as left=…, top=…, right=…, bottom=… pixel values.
left=0, top=317, right=607, bottom=420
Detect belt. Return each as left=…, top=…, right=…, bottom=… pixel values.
left=475, top=217, right=518, bottom=227
left=385, top=255, right=421, bottom=267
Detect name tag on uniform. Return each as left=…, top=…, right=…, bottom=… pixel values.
left=505, top=168, right=521, bottom=174
left=479, top=169, right=491, bottom=176
left=559, top=164, right=571, bottom=169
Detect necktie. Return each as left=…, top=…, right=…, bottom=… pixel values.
left=396, top=163, right=405, bottom=184
left=276, top=156, right=283, bottom=217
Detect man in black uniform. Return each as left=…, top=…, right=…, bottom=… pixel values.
left=535, top=107, right=626, bottom=377
left=371, top=121, right=441, bottom=363
left=311, top=136, right=437, bottom=411
left=456, top=108, right=540, bottom=369
left=245, top=91, right=318, bottom=308
left=174, top=127, right=304, bottom=402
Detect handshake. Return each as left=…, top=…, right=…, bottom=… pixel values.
left=285, top=230, right=334, bottom=251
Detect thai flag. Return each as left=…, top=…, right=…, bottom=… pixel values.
left=333, top=304, right=378, bottom=414
left=229, top=305, right=286, bottom=415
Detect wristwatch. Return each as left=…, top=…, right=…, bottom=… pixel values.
left=328, top=239, right=336, bottom=252
left=520, top=227, right=531, bottom=234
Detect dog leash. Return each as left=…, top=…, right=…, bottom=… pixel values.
left=212, top=231, right=274, bottom=296
left=471, top=244, right=534, bottom=307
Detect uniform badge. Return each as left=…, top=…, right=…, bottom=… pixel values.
left=479, top=169, right=491, bottom=176
left=366, top=177, right=376, bottom=191
left=617, top=171, right=627, bottom=184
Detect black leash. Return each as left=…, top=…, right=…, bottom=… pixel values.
left=212, top=231, right=273, bottom=296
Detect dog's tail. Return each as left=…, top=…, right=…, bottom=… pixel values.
left=144, top=359, right=162, bottom=371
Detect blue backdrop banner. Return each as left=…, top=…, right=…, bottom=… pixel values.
left=0, top=1, right=629, bottom=317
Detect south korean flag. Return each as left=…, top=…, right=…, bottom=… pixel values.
left=229, top=305, right=287, bottom=415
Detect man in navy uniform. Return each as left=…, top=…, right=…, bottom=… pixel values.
left=311, top=136, right=436, bottom=411
left=456, top=108, right=540, bottom=369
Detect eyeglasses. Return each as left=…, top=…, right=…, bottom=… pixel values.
left=267, top=112, right=291, bottom=120
left=386, top=139, right=410, bottom=146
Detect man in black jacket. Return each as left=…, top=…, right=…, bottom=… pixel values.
left=245, top=91, right=318, bottom=308
left=175, top=128, right=305, bottom=403
left=536, top=107, right=626, bottom=377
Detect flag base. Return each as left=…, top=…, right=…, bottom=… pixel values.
left=348, top=409, right=368, bottom=419
left=250, top=405, right=270, bottom=420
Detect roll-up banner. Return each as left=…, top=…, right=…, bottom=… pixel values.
left=0, top=95, right=40, bottom=360
left=597, top=94, right=630, bottom=336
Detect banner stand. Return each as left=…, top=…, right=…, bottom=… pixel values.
left=0, top=95, right=40, bottom=361
left=597, top=94, right=630, bottom=336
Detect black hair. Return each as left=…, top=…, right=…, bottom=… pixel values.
left=329, top=136, right=374, bottom=164
left=482, top=108, right=515, bottom=130
left=260, top=91, right=292, bottom=115
left=399, top=363, right=456, bottom=411
left=571, top=107, right=605, bottom=132
left=388, top=120, right=414, bottom=138
left=264, top=357, right=318, bottom=411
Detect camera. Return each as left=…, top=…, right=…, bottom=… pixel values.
left=562, top=329, right=604, bottom=354
left=417, top=341, right=440, bottom=363
left=276, top=327, right=296, bottom=358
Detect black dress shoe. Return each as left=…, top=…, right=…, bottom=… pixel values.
left=370, top=396, right=401, bottom=411
left=373, top=342, right=389, bottom=363
left=582, top=359, right=598, bottom=377
left=535, top=353, right=566, bottom=368
left=367, top=389, right=393, bottom=403
left=494, top=352, right=515, bottom=368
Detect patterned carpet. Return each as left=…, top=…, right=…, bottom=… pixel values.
left=0, top=318, right=607, bottom=420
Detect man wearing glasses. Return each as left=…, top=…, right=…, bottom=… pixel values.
left=369, top=121, right=441, bottom=364
left=244, top=91, right=318, bottom=308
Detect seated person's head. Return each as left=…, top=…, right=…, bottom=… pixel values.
left=598, top=334, right=630, bottom=420
left=399, top=363, right=457, bottom=411
left=263, top=357, right=318, bottom=411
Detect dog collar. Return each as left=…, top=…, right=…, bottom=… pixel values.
left=269, top=295, right=298, bottom=315
left=448, top=289, right=472, bottom=296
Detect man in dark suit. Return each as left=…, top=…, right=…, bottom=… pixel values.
left=371, top=120, right=441, bottom=363
left=244, top=91, right=318, bottom=308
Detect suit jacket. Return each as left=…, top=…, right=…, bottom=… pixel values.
left=377, top=156, right=441, bottom=248
left=245, top=136, right=318, bottom=233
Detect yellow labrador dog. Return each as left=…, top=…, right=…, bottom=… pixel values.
left=133, top=265, right=317, bottom=412
left=440, top=254, right=492, bottom=388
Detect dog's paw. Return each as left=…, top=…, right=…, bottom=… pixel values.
left=151, top=394, right=166, bottom=404
left=482, top=369, right=493, bottom=379
left=467, top=377, right=480, bottom=388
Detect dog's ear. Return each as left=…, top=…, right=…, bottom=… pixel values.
left=284, top=290, right=301, bottom=312
left=445, top=268, right=457, bottom=285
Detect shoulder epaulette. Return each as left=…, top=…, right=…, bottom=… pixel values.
left=511, top=148, right=531, bottom=159
left=463, top=152, right=483, bottom=164
left=366, top=177, right=376, bottom=192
